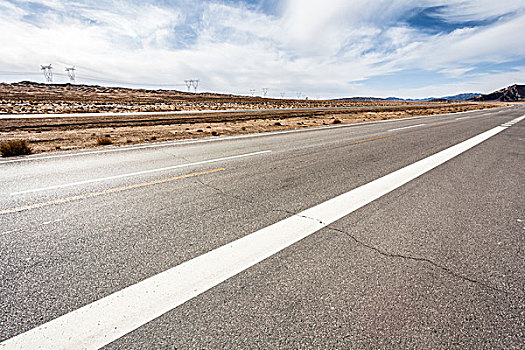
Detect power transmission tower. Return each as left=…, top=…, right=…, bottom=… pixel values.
left=65, top=66, right=76, bottom=83
left=261, top=88, right=268, bottom=98
left=41, top=64, right=53, bottom=83
left=250, top=89, right=256, bottom=97
left=296, top=92, right=302, bottom=99
left=185, top=80, right=193, bottom=92
left=280, top=92, right=285, bottom=98
left=191, top=79, right=199, bottom=93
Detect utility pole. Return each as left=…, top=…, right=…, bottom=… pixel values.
left=65, top=66, right=76, bottom=83
left=261, top=88, right=268, bottom=98
left=41, top=64, right=53, bottom=83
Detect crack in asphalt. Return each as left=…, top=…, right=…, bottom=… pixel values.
left=190, top=180, right=509, bottom=295
left=193, top=177, right=259, bottom=206
left=268, top=207, right=509, bottom=295
left=327, top=225, right=509, bottom=295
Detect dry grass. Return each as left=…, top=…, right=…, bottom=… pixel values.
left=0, top=139, right=32, bottom=157
left=0, top=102, right=502, bottom=154
left=96, top=136, right=113, bottom=145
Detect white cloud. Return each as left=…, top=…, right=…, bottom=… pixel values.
left=0, top=0, right=524, bottom=98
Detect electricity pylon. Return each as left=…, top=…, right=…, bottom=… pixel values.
left=65, top=66, right=76, bottom=83
left=41, top=64, right=53, bottom=83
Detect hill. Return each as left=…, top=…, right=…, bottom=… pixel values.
left=469, top=84, right=525, bottom=102
left=339, top=93, right=481, bottom=102
left=0, top=80, right=414, bottom=115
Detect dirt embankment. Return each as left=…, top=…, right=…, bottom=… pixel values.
left=0, top=102, right=501, bottom=154
left=1, top=81, right=415, bottom=115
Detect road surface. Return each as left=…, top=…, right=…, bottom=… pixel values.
left=1, top=105, right=524, bottom=349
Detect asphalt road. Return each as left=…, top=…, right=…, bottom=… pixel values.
left=0, top=105, right=524, bottom=349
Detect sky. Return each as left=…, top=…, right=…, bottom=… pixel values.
left=0, top=0, right=524, bottom=99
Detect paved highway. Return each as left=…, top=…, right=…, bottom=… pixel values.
left=0, top=105, right=524, bottom=349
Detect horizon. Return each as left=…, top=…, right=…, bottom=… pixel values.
left=2, top=79, right=523, bottom=100
left=1, top=0, right=524, bottom=99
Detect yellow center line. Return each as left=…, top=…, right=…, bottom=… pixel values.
left=0, top=168, right=226, bottom=215
left=354, top=134, right=392, bottom=144
left=431, top=122, right=450, bottom=128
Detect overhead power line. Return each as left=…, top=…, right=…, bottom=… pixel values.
left=0, top=68, right=186, bottom=88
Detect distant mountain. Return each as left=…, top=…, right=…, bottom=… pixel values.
left=335, top=97, right=386, bottom=101
left=337, top=92, right=481, bottom=102
left=440, top=93, right=481, bottom=101
left=469, top=84, right=525, bottom=102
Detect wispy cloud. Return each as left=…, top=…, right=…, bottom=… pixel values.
left=0, top=0, right=524, bottom=98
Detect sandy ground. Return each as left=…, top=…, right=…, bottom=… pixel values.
left=0, top=102, right=502, bottom=155
left=0, top=81, right=416, bottom=114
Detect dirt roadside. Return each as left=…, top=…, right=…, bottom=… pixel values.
left=0, top=102, right=503, bottom=155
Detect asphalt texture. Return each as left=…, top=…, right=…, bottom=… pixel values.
left=0, top=105, right=524, bottom=349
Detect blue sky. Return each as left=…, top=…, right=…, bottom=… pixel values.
left=0, top=0, right=524, bottom=98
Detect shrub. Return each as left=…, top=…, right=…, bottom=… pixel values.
left=0, top=140, right=32, bottom=157
left=96, top=136, right=113, bottom=145
left=211, top=131, right=219, bottom=136
left=332, top=119, right=342, bottom=124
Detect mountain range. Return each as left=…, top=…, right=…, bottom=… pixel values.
left=337, top=84, right=525, bottom=102
left=336, top=92, right=481, bottom=102
left=469, top=84, right=525, bottom=102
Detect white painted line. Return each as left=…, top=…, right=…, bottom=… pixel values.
left=504, top=115, right=525, bottom=124
left=1, top=219, right=63, bottom=235
left=10, top=150, right=271, bottom=196
left=388, top=124, right=425, bottom=132
left=3, top=115, right=522, bottom=349
left=42, top=219, right=63, bottom=225
left=0, top=106, right=508, bottom=165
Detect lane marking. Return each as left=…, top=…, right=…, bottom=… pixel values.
left=431, top=122, right=450, bottom=128
left=0, top=219, right=64, bottom=235
left=388, top=124, right=425, bottom=132
left=41, top=219, right=63, bottom=225
left=0, top=107, right=509, bottom=164
left=354, top=134, right=392, bottom=144
left=9, top=151, right=268, bottom=196
left=1, top=218, right=63, bottom=235
left=1, top=168, right=225, bottom=215
left=4, top=115, right=522, bottom=349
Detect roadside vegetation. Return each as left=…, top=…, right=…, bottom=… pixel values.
left=1, top=102, right=502, bottom=154
left=0, top=139, right=32, bottom=157
left=96, top=136, right=113, bottom=145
